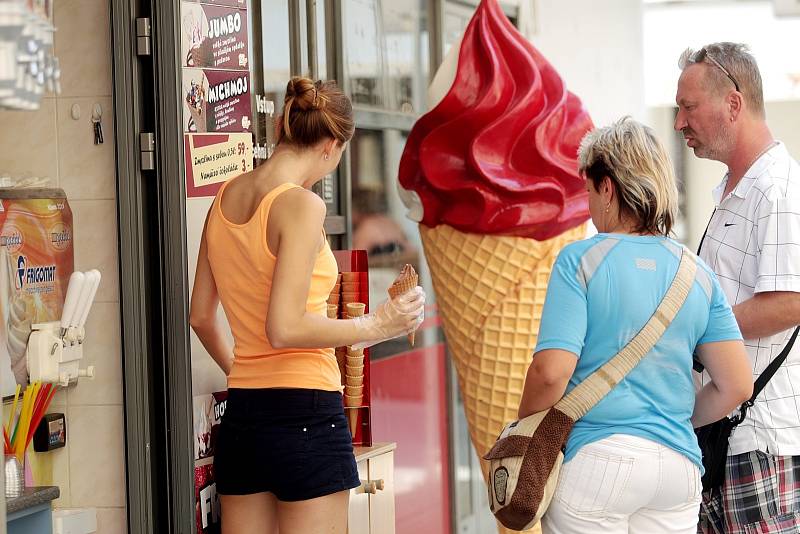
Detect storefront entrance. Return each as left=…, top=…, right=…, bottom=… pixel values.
left=111, top=1, right=515, bottom=532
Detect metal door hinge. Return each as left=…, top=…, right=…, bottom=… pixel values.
left=136, top=18, right=152, bottom=56
left=140, top=132, right=155, bottom=171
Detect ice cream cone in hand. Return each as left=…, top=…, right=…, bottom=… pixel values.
left=388, top=264, right=419, bottom=346
left=397, top=1, right=593, bottom=532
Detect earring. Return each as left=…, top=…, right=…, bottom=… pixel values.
left=323, top=153, right=330, bottom=161
left=605, top=204, right=610, bottom=213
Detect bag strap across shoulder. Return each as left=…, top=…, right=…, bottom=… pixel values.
left=693, top=208, right=800, bottom=408
left=730, top=325, right=800, bottom=426
left=555, top=247, right=697, bottom=421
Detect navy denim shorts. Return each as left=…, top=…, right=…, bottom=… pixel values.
left=214, top=388, right=360, bottom=501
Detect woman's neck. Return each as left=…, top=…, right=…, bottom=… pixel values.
left=262, top=145, right=319, bottom=188
left=604, top=219, right=651, bottom=237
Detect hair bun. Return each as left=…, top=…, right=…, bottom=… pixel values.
left=286, top=76, right=328, bottom=111
left=278, top=77, right=353, bottom=146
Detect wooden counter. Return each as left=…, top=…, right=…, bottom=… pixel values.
left=350, top=442, right=396, bottom=534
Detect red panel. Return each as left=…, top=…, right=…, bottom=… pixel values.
left=370, top=344, right=451, bottom=534
left=332, top=249, right=373, bottom=445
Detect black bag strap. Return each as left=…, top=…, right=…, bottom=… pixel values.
left=750, top=326, right=800, bottom=403
left=692, top=208, right=800, bottom=417
left=696, top=208, right=716, bottom=257
left=729, top=325, right=800, bottom=426
left=692, top=209, right=716, bottom=373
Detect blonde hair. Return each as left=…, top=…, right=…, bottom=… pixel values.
left=578, top=117, right=679, bottom=236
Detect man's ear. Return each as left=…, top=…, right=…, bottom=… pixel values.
left=729, top=91, right=743, bottom=121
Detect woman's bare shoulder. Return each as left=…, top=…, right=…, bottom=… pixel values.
left=273, top=185, right=325, bottom=212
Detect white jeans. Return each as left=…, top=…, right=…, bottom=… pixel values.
left=542, top=434, right=701, bottom=534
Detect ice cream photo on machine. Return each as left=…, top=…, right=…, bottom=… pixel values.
left=398, top=0, right=592, bottom=531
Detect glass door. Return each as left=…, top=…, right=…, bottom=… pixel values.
left=117, top=1, right=349, bottom=532
left=340, top=0, right=430, bottom=331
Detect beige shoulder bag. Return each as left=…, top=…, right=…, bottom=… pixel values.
left=484, top=247, right=697, bottom=531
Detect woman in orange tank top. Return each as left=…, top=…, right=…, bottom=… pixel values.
left=190, top=77, right=425, bottom=534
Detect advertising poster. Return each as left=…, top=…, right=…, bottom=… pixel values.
left=181, top=3, right=249, bottom=71
left=184, top=132, right=254, bottom=198
left=0, top=192, right=74, bottom=397
left=193, top=391, right=226, bottom=533
left=180, top=0, right=251, bottom=404
left=195, top=458, right=221, bottom=534
left=184, top=0, right=246, bottom=7
left=183, top=68, right=252, bottom=133
left=193, top=391, right=227, bottom=460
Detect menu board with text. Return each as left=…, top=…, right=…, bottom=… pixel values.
left=182, top=68, right=252, bottom=133
left=181, top=3, right=249, bottom=71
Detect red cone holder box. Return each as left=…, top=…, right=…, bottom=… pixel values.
left=331, top=249, right=372, bottom=446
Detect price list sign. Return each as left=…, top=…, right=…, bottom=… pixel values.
left=184, top=133, right=254, bottom=198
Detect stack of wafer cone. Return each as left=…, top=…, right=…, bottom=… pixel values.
left=341, top=272, right=361, bottom=306
left=420, top=223, right=585, bottom=534
left=344, top=302, right=367, bottom=436
left=388, top=264, right=419, bottom=346
left=327, top=274, right=342, bottom=315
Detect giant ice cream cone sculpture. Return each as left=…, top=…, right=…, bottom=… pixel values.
left=398, top=1, right=592, bottom=532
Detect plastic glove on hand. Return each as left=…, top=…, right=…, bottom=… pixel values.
left=351, top=286, right=425, bottom=350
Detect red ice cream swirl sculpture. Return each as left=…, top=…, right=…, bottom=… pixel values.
left=399, top=0, right=591, bottom=240
left=398, top=1, right=593, bottom=532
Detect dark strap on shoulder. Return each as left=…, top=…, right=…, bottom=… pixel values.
left=693, top=210, right=716, bottom=373
left=696, top=208, right=716, bottom=256
left=692, top=210, right=800, bottom=418
left=692, top=207, right=799, bottom=402
left=728, top=325, right=800, bottom=426
left=750, top=326, right=800, bottom=403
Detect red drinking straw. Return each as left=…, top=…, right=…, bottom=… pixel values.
left=3, top=426, right=11, bottom=454
left=26, top=384, right=57, bottom=450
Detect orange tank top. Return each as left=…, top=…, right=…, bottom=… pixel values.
left=205, top=180, right=341, bottom=391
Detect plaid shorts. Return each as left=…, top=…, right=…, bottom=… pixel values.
left=698, top=450, right=800, bottom=534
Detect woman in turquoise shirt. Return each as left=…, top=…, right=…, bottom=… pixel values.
left=520, top=117, right=753, bottom=534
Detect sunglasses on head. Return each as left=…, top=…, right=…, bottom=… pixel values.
left=695, top=47, right=740, bottom=92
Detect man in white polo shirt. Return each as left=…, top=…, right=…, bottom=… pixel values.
left=675, top=42, right=800, bottom=533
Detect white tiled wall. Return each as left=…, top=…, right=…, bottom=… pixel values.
left=0, top=0, right=126, bottom=532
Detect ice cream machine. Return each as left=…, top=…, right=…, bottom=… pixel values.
left=26, top=270, right=100, bottom=386
left=0, top=189, right=97, bottom=396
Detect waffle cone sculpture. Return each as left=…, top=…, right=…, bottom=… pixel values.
left=420, top=224, right=584, bottom=474
left=397, top=1, right=593, bottom=532
left=421, top=225, right=585, bottom=534
left=388, top=264, right=419, bottom=346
